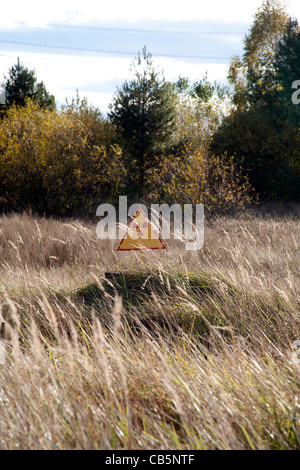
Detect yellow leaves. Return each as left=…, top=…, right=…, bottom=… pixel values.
left=146, top=143, right=255, bottom=215
left=0, top=99, right=126, bottom=216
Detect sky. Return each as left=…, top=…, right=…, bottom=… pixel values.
left=1, top=1, right=300, bottom=112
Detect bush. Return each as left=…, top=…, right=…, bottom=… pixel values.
left=147, top=145, right=256, bottom=217
left=0, top=100, right=126, bottom=217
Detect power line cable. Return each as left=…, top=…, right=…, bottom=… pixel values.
left=48, top=22, right=245, bottom=35
left=0, top=39, right=231, bottom=60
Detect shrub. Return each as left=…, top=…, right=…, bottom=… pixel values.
left=0, top=100, right=125, bottom=216
left=147, top=145, right=256, bottom=217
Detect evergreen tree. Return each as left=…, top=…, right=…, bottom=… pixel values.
left=274, top=18, right=300, bottom=124
left=109, top=47, right=175, bottom=197
left=2, top=58, right=55, bottom=109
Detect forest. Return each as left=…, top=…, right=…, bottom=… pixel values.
left=0, top=0, right=299, bottom=220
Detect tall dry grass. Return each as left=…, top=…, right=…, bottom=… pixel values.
left=0, top=207, right=299, bottom=449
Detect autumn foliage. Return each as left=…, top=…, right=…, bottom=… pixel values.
left=0, top=51, right=257, bottom=218
left=0, top=100, right=125, bottom=216
left=147, top=146, right=255, bottom=216
left=0, top=94, right=254, bottom=218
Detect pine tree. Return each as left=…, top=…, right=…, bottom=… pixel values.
left=109, top=47, right=175, bottom=197
left=3, top=58, right=55, bottom=109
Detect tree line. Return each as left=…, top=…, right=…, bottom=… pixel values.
left=0, top=0, right=299, bottom=218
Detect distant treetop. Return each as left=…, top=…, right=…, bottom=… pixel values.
left=2, top=57, right=55, bottom=110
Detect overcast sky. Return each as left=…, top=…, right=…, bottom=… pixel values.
left=1, top=0, right=300, bottom=112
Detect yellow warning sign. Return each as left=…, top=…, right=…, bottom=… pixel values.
left=117, top=207, right=166, bottom=251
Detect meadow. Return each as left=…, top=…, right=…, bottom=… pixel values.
left=0, top=205, right=299, bottom=450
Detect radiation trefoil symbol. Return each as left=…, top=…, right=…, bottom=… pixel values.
left=117, top=207, right=166, bottom=251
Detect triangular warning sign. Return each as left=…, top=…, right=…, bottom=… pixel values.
left=117, top=207, right=166, bottom=251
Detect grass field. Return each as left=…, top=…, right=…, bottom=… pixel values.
left=0, top=205, right=299, bottom=450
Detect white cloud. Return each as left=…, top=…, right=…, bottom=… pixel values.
left=3, top=0, right=297, bottom=28
left=0, top=50, right=229, bottom=111
left=1, top=0, right=300, bottom=112
left=1, top=1, right=300, bottom=29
